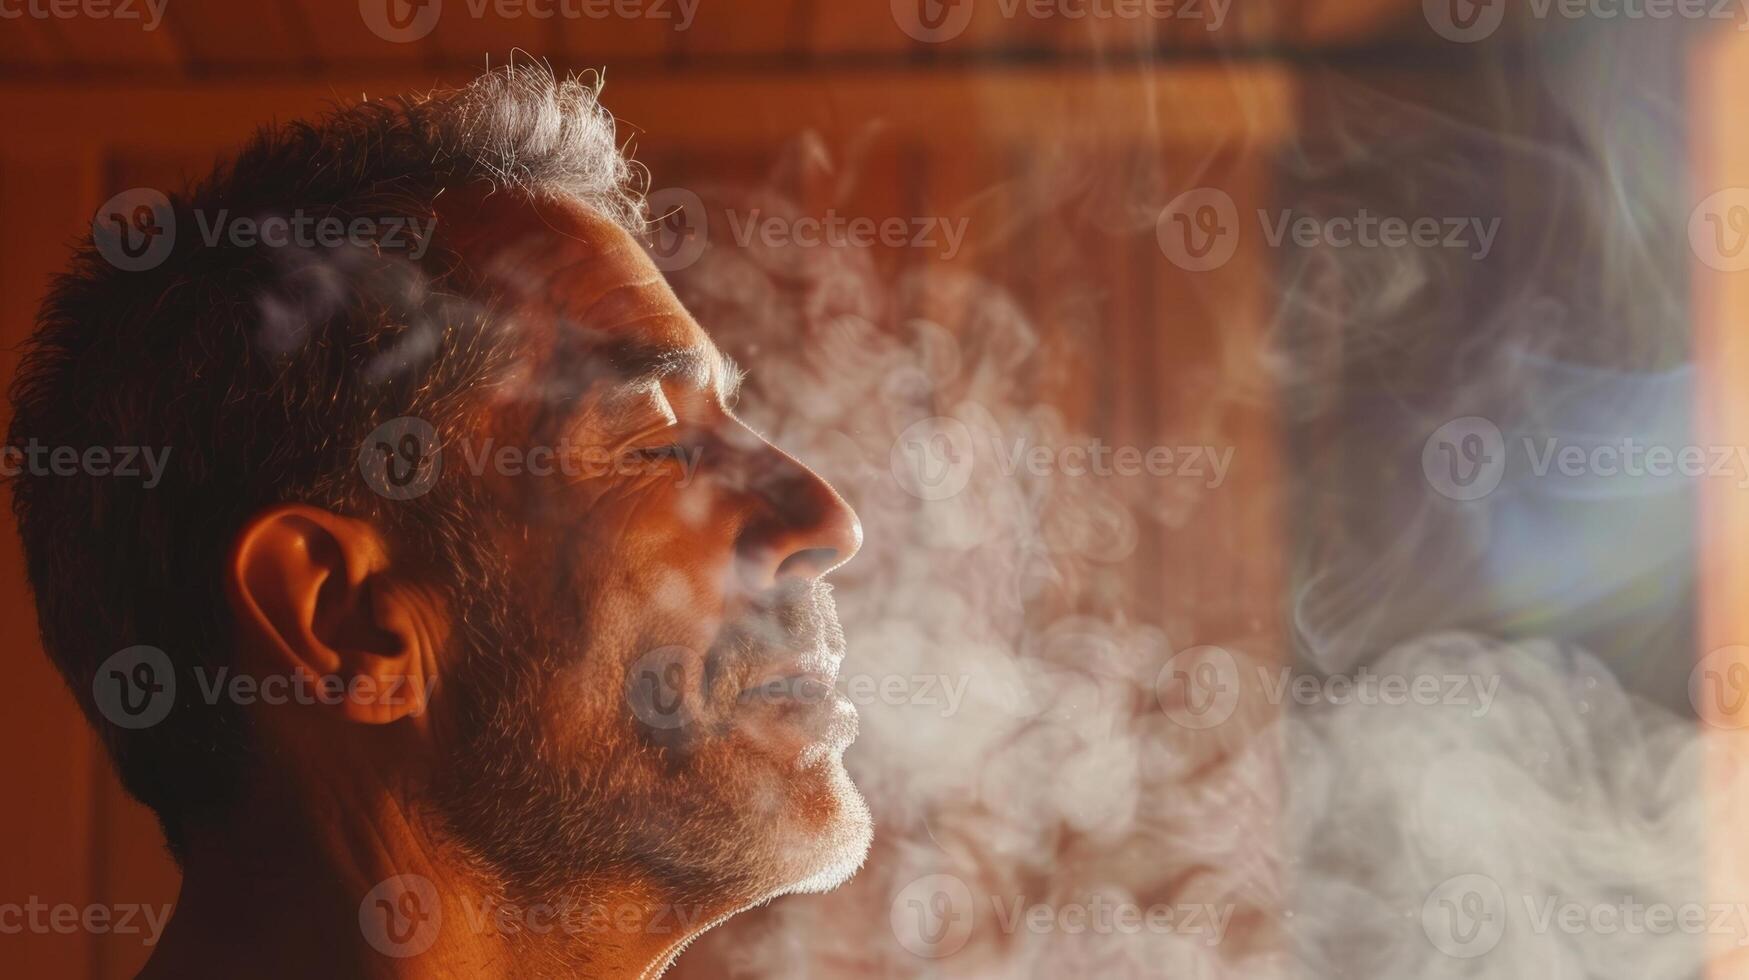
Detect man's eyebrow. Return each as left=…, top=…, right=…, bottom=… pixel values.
left=597, top=341, right=746, bottom=408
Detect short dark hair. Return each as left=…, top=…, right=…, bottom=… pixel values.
left=7, top=65, right=644, bottom=857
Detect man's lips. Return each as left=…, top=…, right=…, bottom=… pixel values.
left=738, top=672, right=837, bottom=705
left=729, top=653, right=857, bottom=746
left=736, top=649, right=841, bottom=704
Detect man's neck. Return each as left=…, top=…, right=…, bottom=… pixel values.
left=135, top=780, right=686, bottom=979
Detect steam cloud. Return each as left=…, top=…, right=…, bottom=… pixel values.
left=657, top=21, right=1724, bottom=979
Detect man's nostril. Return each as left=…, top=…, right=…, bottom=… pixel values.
left=776, top=546, right=841, bottom=582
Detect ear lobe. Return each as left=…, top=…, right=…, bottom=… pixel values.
left=226, top=504, right=437, bottom=725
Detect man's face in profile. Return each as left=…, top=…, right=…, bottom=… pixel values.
left=421, top=191, right=871, bottom=911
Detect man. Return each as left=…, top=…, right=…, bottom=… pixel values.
left=11, top=65, right=869, bottom=978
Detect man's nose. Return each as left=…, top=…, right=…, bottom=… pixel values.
left=735, top=444, right=862, bottom=590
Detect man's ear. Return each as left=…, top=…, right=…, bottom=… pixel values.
left=225, top=504, right=440, bottom=724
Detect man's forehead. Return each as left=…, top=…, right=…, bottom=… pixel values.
left=436, top=186, right=639, bottom=265
left=432, top=189, right=739, bottom=409
left=434, top=188, right=666, bottom=320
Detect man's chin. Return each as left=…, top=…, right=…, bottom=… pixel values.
left=770, top=758, right=873, bottom=896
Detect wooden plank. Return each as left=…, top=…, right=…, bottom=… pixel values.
left=37, top=5, right=183, bottom=72
left=289, top=0, right=434, bottom=67
left=0, top=151, right=102, bottom=980
left=1292, top=0, right=1422, bottom=44
left=676, top=0, right=801, bottom=58
left=157, top=0, right=315, bottom=73
left=425, top=5, right=566, bottom=68
left=914, top=0, right=1048, bottom=54
left=555, top=6, right=680, bottom=63
left=806, top=0, right=918, bottom=56
left=1692, top=25, right=1749, bottom=980
left=0, top=0, right=1489, bottom=80
left=0, top=64, right=1295, bottom=153
left=0, top=14, right=76, bottom=72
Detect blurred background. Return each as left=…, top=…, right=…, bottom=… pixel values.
left=7, top=1, right=1749, bottom=977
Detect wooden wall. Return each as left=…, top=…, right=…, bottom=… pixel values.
left=1693, top=25, right=1749, bottom=980
left=10, top=6, right=1718, bottom=979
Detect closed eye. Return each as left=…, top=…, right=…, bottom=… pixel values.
left=630, top=443, right=690, bottom=461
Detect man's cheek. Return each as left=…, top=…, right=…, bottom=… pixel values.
left=658, top=464, right=729, bottom=529
left=626, top=509, right=740, bottom=603
left=639, top=564, right=719, bottom=624
left=541, top=662, right=636, bottom=749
